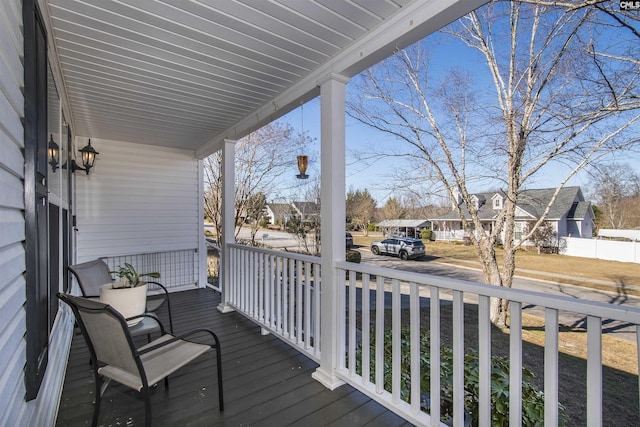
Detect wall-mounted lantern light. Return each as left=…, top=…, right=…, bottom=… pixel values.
left=48, top=134, right=60, bottom=171
left=66, top=139, right=99, bottom=174
left=296, top=155, right=309, bottom=179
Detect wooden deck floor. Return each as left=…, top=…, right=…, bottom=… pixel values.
left=56, top=288, right=412, bottom=426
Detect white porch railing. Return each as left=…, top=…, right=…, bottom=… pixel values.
left=227, top=245, right=640, bottom=426
left=228, top=244, right=321, bottom=362
left=433, top=230, right=468, bottom=241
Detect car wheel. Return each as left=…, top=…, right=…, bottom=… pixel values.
left=399, top=251, right=409, bottom=261
left=371, top=246, right=380, bottom=255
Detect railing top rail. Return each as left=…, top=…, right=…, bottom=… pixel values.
left=229, top=243, right=321, bottom=264
left=102, top=247, right=198, bottom=258
left=337, top=261, right=640, bottom=324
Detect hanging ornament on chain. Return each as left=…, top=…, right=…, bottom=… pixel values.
left=296, top=101, right=309, bottom=179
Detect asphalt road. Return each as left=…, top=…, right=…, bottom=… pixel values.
left=226, top=226, right=640, bottom=341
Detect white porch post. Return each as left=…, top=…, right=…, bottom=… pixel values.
left=312, top=74, right=349, bottom=389
left=217, top=139, right=236, bottom=313
left=198, top=159, right=207, bottom=287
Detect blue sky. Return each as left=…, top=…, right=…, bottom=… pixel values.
left=276, top=94, right=640, bottom=207
left=273, top=5, right=640, bottom=207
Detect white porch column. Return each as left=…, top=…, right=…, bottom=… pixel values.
left=217, top=139, right=236, bottom=313
left=312, top=74, right=349, bottom=389
left=197, top=159, right=207, bottom=287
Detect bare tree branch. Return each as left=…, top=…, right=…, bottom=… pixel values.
left=347, top=1, right=640, bottom=326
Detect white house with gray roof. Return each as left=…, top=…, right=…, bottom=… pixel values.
left=266, top=201, right=320, bottom=226
left=430, top=186, right=595, bottom=244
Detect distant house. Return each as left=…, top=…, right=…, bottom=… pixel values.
left=430, top=186, right=595, bottom=245
left=265, top=201, right=320, bottom=226
left=376, top=219, right=432, bottom=239
left=265, top=203, right=292, bottom=225
left=291, top=201, right=320, bottom=221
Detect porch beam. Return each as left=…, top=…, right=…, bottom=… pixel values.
left=312, top=74, right=349, bottom=390
left=217, top=139, right=236, bottom=313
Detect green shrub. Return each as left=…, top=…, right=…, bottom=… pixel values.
left=346, top=249, right=361, bottom=263
left=355, top=329, right=561, bottom=426
left=258, top=219, right=269, bottom=228
left=421, top=228, right=433, bottom=241
left=368, top=223, right=376, bottom=231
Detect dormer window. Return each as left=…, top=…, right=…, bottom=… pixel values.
left=492, top=193, right=504, bottom=210
left=471, top=195, right=485, bottom=210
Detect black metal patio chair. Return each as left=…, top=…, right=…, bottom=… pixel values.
left=69, top=258, right=174, bottom=333
left=58, top=293, right=224, bottom=427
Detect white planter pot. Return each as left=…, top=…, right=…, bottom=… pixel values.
left=100, top=282, right=148, bottom=326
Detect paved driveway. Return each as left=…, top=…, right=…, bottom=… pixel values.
left=359, top=246, right=640, bottom=341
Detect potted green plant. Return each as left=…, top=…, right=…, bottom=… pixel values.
left=99, top=263, right=160, bottom=326
left=109, top=262, right=160, bottom=288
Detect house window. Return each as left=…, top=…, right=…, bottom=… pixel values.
left=514, top=222, right=523, bottom=242
left=493, top=197, right=502, bottom=209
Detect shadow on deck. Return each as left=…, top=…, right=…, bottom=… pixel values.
left=55, top=288, right=411, bottom=426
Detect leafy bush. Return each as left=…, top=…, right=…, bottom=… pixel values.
left=346, top=249, right=361, bottom=263
left=421, top=228, right=433, bottom=241
left=368, top=223, right=376, bottom=231
left=355, top=329, right=561, bottom=426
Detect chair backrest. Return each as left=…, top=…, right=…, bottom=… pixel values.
left=68, top=259, right=113, bottom=297
left=58, top=293, right=141, bottom=376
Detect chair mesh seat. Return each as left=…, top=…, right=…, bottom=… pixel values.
left=99, top=335, right=211, bottom=391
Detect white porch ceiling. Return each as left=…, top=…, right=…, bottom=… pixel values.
left=44, top=0, right=485, bottom=158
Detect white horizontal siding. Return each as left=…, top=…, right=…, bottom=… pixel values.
left=0, top=0, right=29, bottom=423
left=76, top=138, right=200, bottom=261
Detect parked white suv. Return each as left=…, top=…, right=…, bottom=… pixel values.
left=370, top=237, right=425, bottom=260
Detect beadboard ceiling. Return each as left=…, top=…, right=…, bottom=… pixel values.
left=44, top=0, right=484, bottom=158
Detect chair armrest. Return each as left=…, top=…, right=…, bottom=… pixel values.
left=136, top=328, right=220, bottom=356
left=146, top=280, right=169, bottom=296
left=125, top=313, right=166, bottom=334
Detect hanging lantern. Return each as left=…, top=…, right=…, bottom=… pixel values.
left=296, top=155, right=309, bottom=179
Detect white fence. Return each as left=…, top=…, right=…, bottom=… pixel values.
left=598, top=229, right=640, bottom=241
left=433, top=230, right=467, bottom=241
left=560, top=237, right=640, bottom=264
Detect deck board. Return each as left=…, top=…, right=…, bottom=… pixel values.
left=55, top=288, right=411, bottom=426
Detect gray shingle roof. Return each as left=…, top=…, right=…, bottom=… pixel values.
left=376, top=219, right=431, bottom=228
left=430, top=186, right=586, bottom=221
left=267, top=203, right=293, bottom=218
left=568, top=200, right=593, bottom=220
left=293, top=201, right=319, bottom=216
